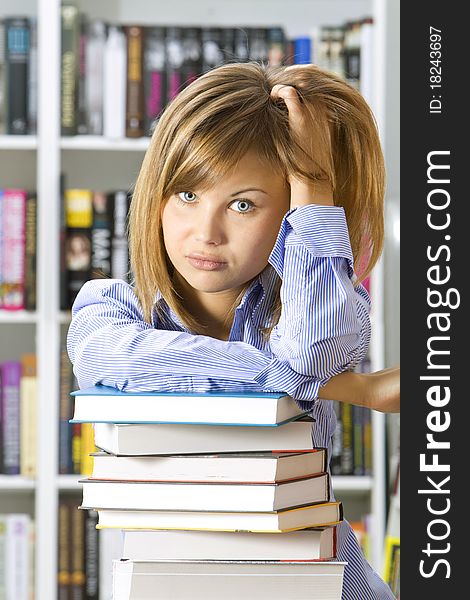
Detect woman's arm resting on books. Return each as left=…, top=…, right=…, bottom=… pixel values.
left=66, top=279, right=322, bottom=401
left=268, top=204, right=371, bottom=383
left=318, top=366, right=400, bottom=413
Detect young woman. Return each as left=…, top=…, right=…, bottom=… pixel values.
left=67, top=62, right=398, bottom=598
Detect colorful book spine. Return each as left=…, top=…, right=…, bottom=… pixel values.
left=125, top=25, right=145, bottom=137
left=61, top=4, right=80, bottom=135
left=20, top=354, right=37, bottom=477
left=24, top=192, right=37, bottom=311
left=80, top=422, right=95, bottom=476
left=4, top=17, right=30, bottom=135
left=2, top=189, right=27, bottom=310
left=143, top=26, right=166, bottom=136
left=64, top=188, right=93, bottom=307
left=1, top=361, right=22, bottom=474
left=0, top=188, right=4, bottom=309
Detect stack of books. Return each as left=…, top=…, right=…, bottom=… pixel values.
left=71, top=385, right=346, bottom=599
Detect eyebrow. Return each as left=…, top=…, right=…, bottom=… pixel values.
left=230, top=188, right=268, bottom=196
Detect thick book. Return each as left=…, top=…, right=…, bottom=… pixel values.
left=71, top=385, right=307, bottom=426
left=112, top=559, right=346, bottom=600
left=89, top=449, right=326, bottom=483
left=121, top=527, right=337, bottom=561
left=91, top=501, right=343, bottom=533
left=91, top=419, right=315, bottom=455
left=4, top=17, right=30, bottom=135
left=80, top=473, right=330, bottom=512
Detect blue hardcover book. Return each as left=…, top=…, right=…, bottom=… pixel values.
left=70, top=385, right=308, bottom=426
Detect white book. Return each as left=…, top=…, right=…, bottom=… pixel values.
left=103, top=25, right=126, bottom=139
left=86, top=20, right=106, bottom=135
left=4, top=514, right=31, bottom=600
left=93, top=500, right=343, bottom=533
left=71, top=385, right=307, bottom=426
left=99, top=528, right=123, bottom=600
left=112, top=559, right=346, bottom=600
left=81, top=473, right=330, bottom=512
left=92, top=419, right=314, bottom=456
left=90, top=449, right=325, bottom=483
left=122, top=527, right=336, bottom=561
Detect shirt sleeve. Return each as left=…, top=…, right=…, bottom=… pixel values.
left=66, top=279, right=314, bottom=399
left=265, top=204, right=372, bottom=408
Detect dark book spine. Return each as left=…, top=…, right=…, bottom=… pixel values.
left=363, top=407, right=372, bottom=476
left=58, top=345, right=73, bottom=474
left=76, top=14, right=88, bottom=135
left=181, top=27, right=202, bottom=91
left=91, top=191, right=113, bottom=279
left=219, top=28, right=235, bottom=64
left=59, top=173, right=68, bottom=310
left=343, top=21, right=361, bottom=89
left=330, top=400, right=342, bottom=476
left=340, top=402, right=354, bottom=475
left=111, top=190, right=130, bottom=282
left=24, top=192, right=37, bottom=311
left=70, top=504, right=85, bottom=600
left=353, top=405, right=365, bottom=475
left=61, top=4, right=80, bottom=135
left=84, top=509, right=99, bottom=600
left=165, top=27, right=185, bottom=102
left=248, top=28, right=268, bottom=64
left=125, top=25, right=145, bottom=137
left=143, top=26, right=167, bottom=136
left=0, top=361, right=21, bottom=475
left=201, top=28, right=224, bottom=73
left=58, top=500, right=71, bottom=600
left=0, top=21, right=6, bottom=134
left=267, top=27, right=286, bottom=67
left=64, top=189, right=93, bottom=308
left=5, top=17, right=30, bottom=134
left=233, top=28, right=250, bottom=62
left=28, top=17, right=38, bottom=134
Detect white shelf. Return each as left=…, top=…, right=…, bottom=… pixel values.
left=332, top=476, right=373, bottom=492
left=0, top=135, right=38, bottom=150
left=60, top=136, right=150, bottom=151
left=0, top=476, right=36, bottom=490
left=0, top=310, right=38, bottom=324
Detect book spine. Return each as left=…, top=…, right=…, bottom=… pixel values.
left=72, top=422, right=82, bottom=475
left=267, top=27, right=286, bottom=67
left=2, top=188, right=26, bottom=310
left=219, top=28, right=235, bottom=65
left=353, top=405, right=364, bottom=476
left=111, top=191, right=130, bottom=281
left=340, top=402, right=354, bottom=475
left=65, top=188, right=93, bottom=308
left=59, top=345, right=73, bottom=474
left=5, top=514, right=30, bottom=600
left=165, top=27, right=185, bottom=102
left=233, top=28, right=250, bottom=62
left=86, top=20, right=106, bottom=135
left=70, top=504, right=85, bottom=600
left=248, top=28, right=268, bottom=63
left=76, top=14, right=88, bottom=135
left=61, top=5, right=80, bottom=135
left=91, top=191, right=113, bottom=279
left=363, top=407, right=372, bottom=476
left=0, top=22, right=6, bottom=135
left=125, top=25, right=145, bottom=137
left=143, top=26, right=167, bottom=136
left=292, top=35, right=311, bottom=64
left=27, top=17, right=37, bottom=134
left=103, top=26, right=126, bottom=139
left=59, top=173, right=68, bottom=310
left=0, top=188, right=4, bottom=309
left=80, top=422, right=95, bottom=476
left=20, top=353, right=37, bottom=477
left=24, top=192, right=37, bottom=311
left=181, top=28, right=202, bottom=92
left=1, top=361, right=22, bottom=475
left=58, top=501, right=71, bottom=600
left=330, top=400, right=342, bottom=475
left=84, top=509, right=99, bottom=600
left=0, top=515, right=6, bottom=598
left=201, top=28, right=224, bottom=73
left=5, top=18, right=30, bottom=134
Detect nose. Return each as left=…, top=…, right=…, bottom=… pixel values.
left=193, top=207, right=225, bottom=245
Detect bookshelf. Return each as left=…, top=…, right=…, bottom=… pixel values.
left=0, top=0, right=397, bottom=598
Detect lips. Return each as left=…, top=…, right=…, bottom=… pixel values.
left=186, top=254, right=227, bottom=271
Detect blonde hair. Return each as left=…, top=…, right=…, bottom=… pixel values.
left=128, top=61, right=385, bottom=334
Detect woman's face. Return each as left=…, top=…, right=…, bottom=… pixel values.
left=162, top=149, right=290, bottom=297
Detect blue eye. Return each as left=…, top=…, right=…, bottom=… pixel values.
left=177, top=191, right=197, bottom=203
left=231, top=199, right=254, bottom=213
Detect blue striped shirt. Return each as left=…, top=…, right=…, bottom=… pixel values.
left=67, top=204, right=394, bottom=599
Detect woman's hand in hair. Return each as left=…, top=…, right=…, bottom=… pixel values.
left=270, top=81, right=334, bottom=208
